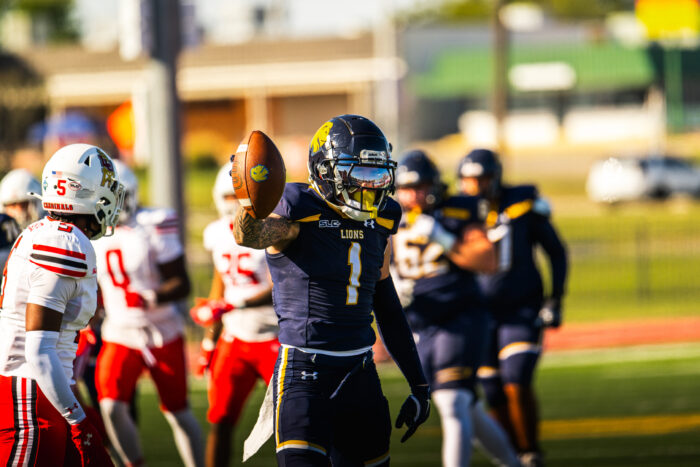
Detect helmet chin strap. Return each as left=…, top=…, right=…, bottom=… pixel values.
left=340, top=204, right=374, bottom=221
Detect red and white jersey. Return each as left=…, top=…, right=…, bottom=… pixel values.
left=93, top=208, right=184, bottom=349
left=203, top=217, right=277, bottom=342
left=0, top=218, right=97, bottom=384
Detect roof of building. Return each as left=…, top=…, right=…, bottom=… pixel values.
left=412, top=42, right=656, bottom=98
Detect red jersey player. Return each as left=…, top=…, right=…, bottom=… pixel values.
left=190, top=163, right=279, bottom=467
left=93, top=160, right=203, bottom=467
left=0, top=144, right=123, bottom=466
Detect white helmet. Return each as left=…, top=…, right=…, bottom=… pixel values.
left=112, top=159, right=139, bottom=224
left=213, top=162, right=239, bottom=218
left=0, top=169, right=44, bottom=228
left=39, top=144, right=125, bottom=240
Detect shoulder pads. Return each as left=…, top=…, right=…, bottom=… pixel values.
left=30, top=223, right=96, bottom=278
left=376, top=197, right=402, bottom=234
left=506, top=184, right=538, bottom=202
left=273, top=183, right=326, bottom=222
left=136, top=207, right=179, bottom=234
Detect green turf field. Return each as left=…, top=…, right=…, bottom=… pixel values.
left=129, top=343, right=700, bottom=466
left=127, top=166, right=700, bottom=466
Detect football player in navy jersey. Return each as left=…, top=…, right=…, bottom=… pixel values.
left=233, top=115, right=430, bottom=466
left=0, top=213, right=20, bottom=269
left=393, top=150, right=520, bottom=467
left=458, top=149, right=568, bottom=467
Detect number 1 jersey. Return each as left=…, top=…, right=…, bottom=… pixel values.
left=267, top=183, right=401, bottom=352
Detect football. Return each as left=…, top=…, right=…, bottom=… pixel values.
left=230, top=130, right=286, bottom=219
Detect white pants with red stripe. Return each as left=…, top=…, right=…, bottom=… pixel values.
left=0, top=375, right=74, bottom=467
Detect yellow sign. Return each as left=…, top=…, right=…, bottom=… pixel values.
left=636, top=0, right=699, bottom=40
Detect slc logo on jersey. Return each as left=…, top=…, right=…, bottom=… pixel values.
left=250, top=164, right=269, bottom=182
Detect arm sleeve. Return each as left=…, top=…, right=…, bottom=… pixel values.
left=373, top=276, right=428, bottom=390
left=533, top=215, right=568, bottom=299
left=25, top=330, right=86, bottom=425
left=27, top=267, right=77, bottom=313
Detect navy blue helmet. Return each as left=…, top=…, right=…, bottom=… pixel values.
left=457, top=148, right=502, bottom=198
left=308, top=115, right=396, bottom=221
left=395, top=150, right=445, bottom=208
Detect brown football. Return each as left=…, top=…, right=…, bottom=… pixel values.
left=230, top=130, right=286, bottom=219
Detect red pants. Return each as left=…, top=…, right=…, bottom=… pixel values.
left=0, top=375, right=75, bottom=467
left=207, top=338, right=279, bottom=425
left=96, top=336, right=188, bottom=412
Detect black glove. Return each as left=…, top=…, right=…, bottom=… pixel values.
left=395, top=384, right=431, bottom=442
left=538, top=297, right=562, bottom=328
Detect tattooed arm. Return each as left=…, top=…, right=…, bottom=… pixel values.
left=233, top=207, right=300, bottom=252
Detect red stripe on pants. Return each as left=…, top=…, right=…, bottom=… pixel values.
left=0, top=375, right=68, bottom=467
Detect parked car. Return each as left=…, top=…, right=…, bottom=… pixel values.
left=586, top=156, right=700, bottom=203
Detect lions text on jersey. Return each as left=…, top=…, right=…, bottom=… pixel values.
left=267, top=183, right=401, bottom=352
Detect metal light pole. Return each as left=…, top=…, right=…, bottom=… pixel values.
left=146, top=0, right=185, bottom=239
left=492, top=0, right=509, bottom=155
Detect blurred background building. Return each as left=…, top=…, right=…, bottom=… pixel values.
left=1, top=2, right=700, bottom=463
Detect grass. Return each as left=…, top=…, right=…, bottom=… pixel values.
left=131, top=343, right=700, bottom=466
left=123, top=166, right=700, bottom=465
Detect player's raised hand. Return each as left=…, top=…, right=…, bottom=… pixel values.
left=189, top=298, right=234, bottom=327
left=69, top=417, right=114, bottom=466
left=538, top=297, right=562, bottom=328
left=395, top=384, right=431, bottom=442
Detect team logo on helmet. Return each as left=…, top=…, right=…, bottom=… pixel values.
left=250, top=164, right=269, bottom=182
left=310, top=121, right=333, bottom=154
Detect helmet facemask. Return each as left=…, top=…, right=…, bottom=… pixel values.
left=312, top=150, right=396, bottom=221
left=97, top=179, right=125, bottom=238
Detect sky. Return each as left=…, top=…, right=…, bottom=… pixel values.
left=75, top=0, right=430, bottom=50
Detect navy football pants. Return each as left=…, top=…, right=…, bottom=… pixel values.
left=272, top=347, right=391, bottom=467
left=415, top=310, right=488, bottom=393
left=479, top=306, right=543, bottom=407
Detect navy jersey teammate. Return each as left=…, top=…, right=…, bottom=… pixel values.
left=392, top=151, right=519, bottom=467
left=234, top=115, right=430, bottom=466
left=458, top=149, right=568, bottom=466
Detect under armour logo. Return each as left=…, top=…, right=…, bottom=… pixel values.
left=84, top=433, right=93, bottom=446
left=364, top=219, right=375, bottom=229
left=301, top=371, right=318, bottom=381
